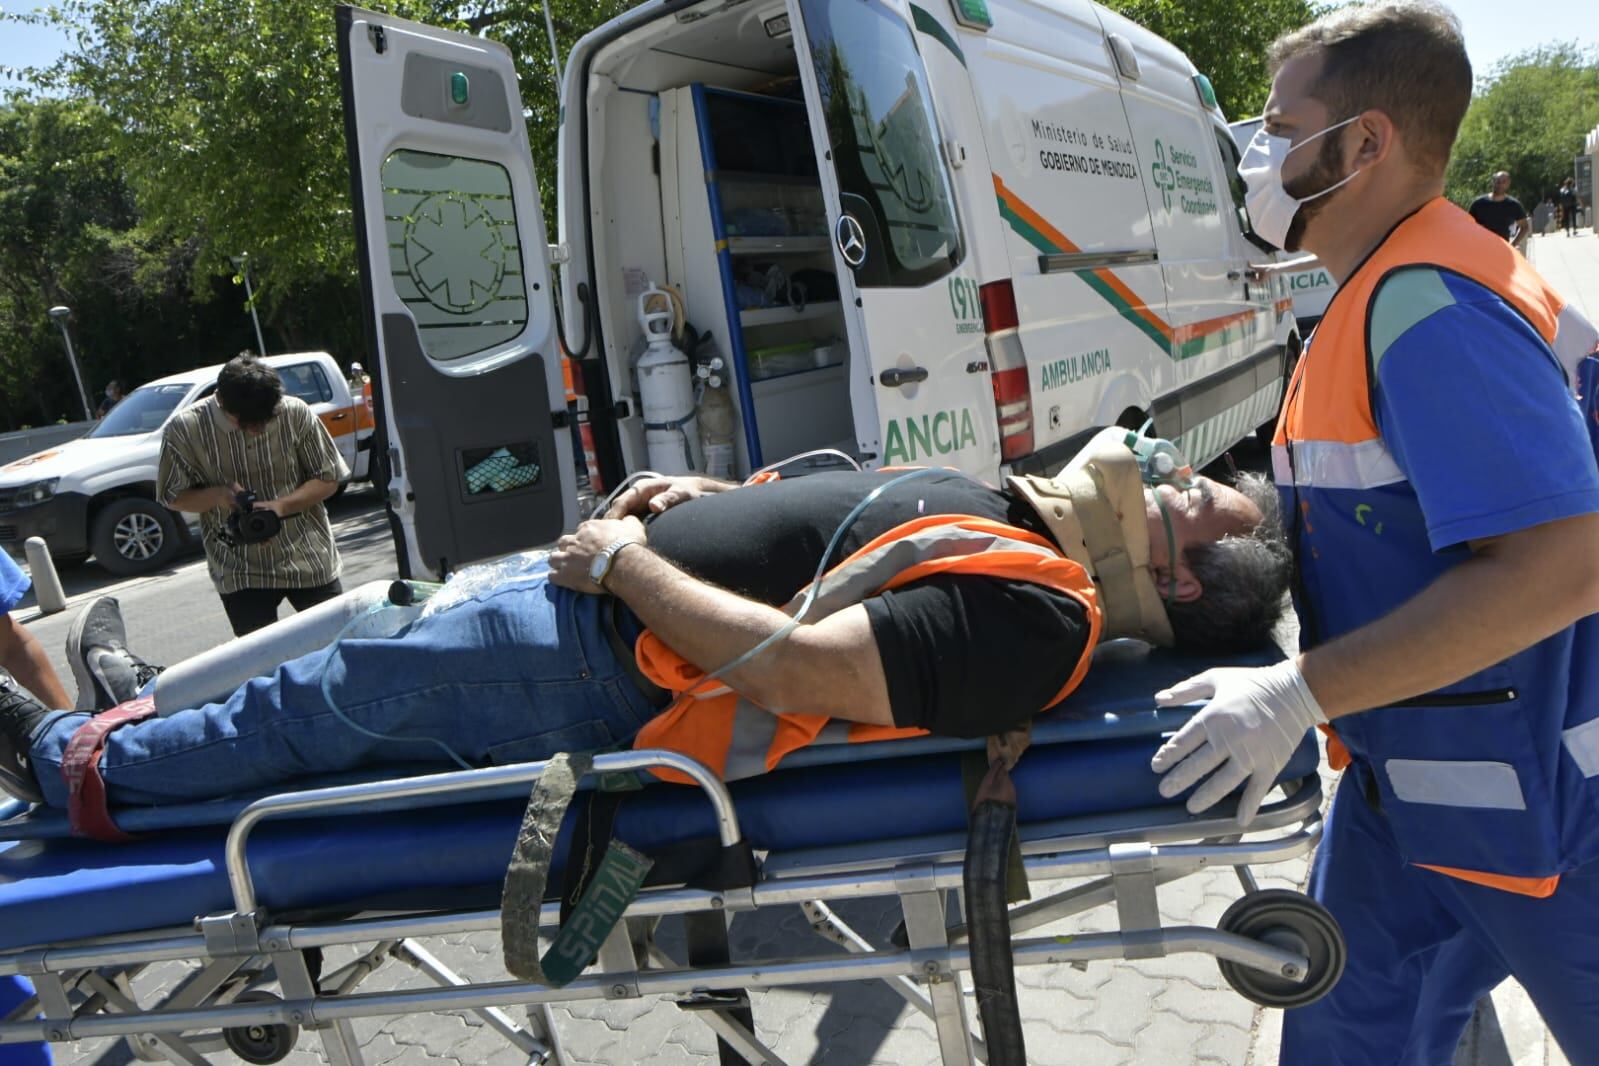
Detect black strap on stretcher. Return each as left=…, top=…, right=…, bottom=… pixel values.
left=965, top=758, right=1028, bottom=1066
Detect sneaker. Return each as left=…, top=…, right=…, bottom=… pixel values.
left=67, top=596, right=163, bottom=711
left=0, top=668, right=47, bottom=804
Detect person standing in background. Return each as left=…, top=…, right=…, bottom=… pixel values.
left=1559, top=177, right=1583, bottom=237
left=157, top=354, right=348, bottom=638
left=1468, top=170, right=1529, bottom=251
left=94, top=380, right=123, bottom=419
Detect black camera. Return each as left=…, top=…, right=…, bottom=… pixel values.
left=226, top=490, right=282, bottom=545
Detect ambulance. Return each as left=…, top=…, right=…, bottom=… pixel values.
left=1231, top=115, right=1337, bottom=331
left=337, top=0, right=1298, bottom=577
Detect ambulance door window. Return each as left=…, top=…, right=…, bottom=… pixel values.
left=380, top=149, right=530, bottom=363
left=799, top=0, right=964, bottom=287
left=1211, top=128, right=1273, bottom=254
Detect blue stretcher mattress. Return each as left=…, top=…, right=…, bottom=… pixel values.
left=0, top=648, right=1318, bottom=952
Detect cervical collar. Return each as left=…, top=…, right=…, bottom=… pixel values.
left=1006, top=428, right=1175, bottom=646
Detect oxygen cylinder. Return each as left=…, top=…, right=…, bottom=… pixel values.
left=636, top=285, right=700, bottom=474
left=698, top=373, right=736, bottom=480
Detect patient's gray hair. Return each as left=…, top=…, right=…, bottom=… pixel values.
left=1166, top=472, right=1292, bottom=653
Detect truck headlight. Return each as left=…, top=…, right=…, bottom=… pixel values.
left=12, top=479, right=59, bottom=508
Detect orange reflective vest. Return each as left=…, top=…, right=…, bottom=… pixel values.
left=1276, top=198, right=1599, bottom=897
left=633, top=514, right=1103, bottom=783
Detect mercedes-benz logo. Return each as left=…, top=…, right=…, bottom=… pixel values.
left=836, top=213, right=867, bottom=268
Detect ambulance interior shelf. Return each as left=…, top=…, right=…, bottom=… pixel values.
left=661, top=84, right=854, bottom=473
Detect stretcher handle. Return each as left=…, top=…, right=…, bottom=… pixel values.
left=223, top=750, right=738, bottom=915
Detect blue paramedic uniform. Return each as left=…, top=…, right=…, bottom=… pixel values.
left=1, top=550, right=50, bottom=1064
left=1274, top=199, right=1599, bottom=1063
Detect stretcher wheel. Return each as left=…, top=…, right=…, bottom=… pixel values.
left=1215, top=889, right=1346, bottom=1009
left=223, top=991, right=299, bottom=1064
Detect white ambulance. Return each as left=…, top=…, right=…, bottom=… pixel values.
left=338, top=0, right=1298, bottom=577
left=1230, top=115, right=1337, bottom=331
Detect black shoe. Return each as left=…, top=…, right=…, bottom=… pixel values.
left=0, top=668, right=47, bottom=805
left=67, top=596, right=163, bottom=711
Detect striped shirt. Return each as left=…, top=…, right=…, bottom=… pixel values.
left=158, top=396, right=349, bottom=593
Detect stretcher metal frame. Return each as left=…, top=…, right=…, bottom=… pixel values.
left=1, top=749, right=1328, bottom=1066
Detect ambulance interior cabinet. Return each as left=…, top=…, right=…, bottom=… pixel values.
left=660, top=85, right=853, bottom=474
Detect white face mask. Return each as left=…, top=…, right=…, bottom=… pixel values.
left=1238, top=115, right=1361, bottom=249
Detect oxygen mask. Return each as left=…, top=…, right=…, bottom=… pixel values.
left=1125, top=422, right=1195, bottom=606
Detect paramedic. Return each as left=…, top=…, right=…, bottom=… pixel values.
left=0, top=549, right=71, bottom=711
left=1148, top=3, right=1599, bottom=1061
left=0, top=435, right=1288, bottom=812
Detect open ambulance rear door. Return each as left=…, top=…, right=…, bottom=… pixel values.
left=786, top=0, right=998, bottom=473
left=337, top=6, right=578, bottom=580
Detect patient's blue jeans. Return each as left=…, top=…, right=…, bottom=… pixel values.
left=26, top=568, right=660, bottom=807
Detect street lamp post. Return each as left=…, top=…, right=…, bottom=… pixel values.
left=46, top=306, right=94, bottom=422
left=231, top=253, right=268, bottom=356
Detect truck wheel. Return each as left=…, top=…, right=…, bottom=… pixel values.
left=90, top=497, right=180, bottom=576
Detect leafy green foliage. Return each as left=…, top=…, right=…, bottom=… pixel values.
left=1445, top=44, right=1599, bottom=212
left=0, top=0, right=626, bottom=423
left=1100, top=0, right=1326, bottom=121
left=0, top=96, right=199, bottom=427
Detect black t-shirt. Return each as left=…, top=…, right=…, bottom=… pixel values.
left=1468, top=195, right=1527, bottom=240
left=1559, top=188, right=1579, bottom=210
left=643, top=471, right=1092, bottom=738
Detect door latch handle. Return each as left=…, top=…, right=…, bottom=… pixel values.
left=1227, top=269, right=1244, bottom=281
left=879, top=366, right=930, bottom=388
left=330, top=411, right=350, bottom=420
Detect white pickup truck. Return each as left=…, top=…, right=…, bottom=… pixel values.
left=0, top=352, right=373, bottom=575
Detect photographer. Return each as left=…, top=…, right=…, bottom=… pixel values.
left=158, top=354, right=349, bottom=636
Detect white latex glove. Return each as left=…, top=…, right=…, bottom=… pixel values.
left=1149, top=660, right=1327, bottom=827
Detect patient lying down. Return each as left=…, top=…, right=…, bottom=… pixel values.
left=0, top=434, right=1287, bottom=825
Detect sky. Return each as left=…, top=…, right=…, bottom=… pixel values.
left=0, top=0, right=1595, bottom=91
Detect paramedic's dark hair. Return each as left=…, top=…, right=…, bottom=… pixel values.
left=1166, top=473, right=1292, bottom=654
left=216, top=354, right=283, bottom=429
left=1269, top=0, right=1471, bottom=175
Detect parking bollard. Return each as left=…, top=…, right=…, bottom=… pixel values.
left=23, top=537, right=67, bottom=615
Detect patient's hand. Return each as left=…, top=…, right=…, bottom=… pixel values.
left=603, top=476, right=730, bottom=520
left=550, top=516, right=646, bottom=593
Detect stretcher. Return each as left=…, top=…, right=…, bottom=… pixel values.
left=0, top=620, right=1340, bottom=1065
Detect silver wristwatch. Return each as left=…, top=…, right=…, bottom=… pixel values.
left=589, top=538, right=640, bottom=590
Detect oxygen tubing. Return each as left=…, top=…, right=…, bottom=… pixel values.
left=316, top=594, right=474, bottom=772
left=693, top=466, right=953, bottom=692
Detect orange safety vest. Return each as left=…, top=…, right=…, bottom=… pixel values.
left=1277, top=197, right=1599, bottom=897
left=633, top=513, right=1103, bottom=783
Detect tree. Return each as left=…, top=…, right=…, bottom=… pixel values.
left=5, top=2, right=629, bottom=350
left=1100, top=0, right=1325, bottom=121
left=1446, top=44, right=1599, bottom=213
left=0, top=95, right=289, bottom=428
left=0, top=97, right=139, bottom=427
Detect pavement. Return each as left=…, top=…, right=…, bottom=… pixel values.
left=11, top=232, right=1597, bottom=1065
left=1529, top=228, right=1598, bottom=322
